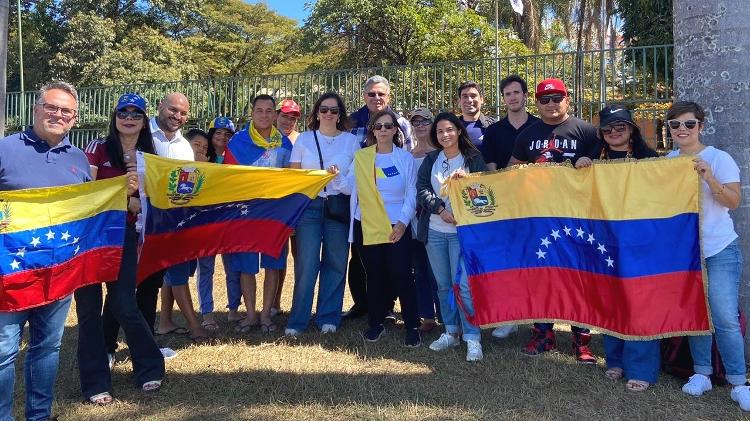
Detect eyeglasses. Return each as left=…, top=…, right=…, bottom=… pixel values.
left=319, top=106, right=339, bottom=115
left=538, top=95, right=565, bottom=105
left=39, top=103, right=77, bottom=119
left=373, top=123, right=395, bottom=131
left=411, top=119, right=432, bottom=127
left=601, top=123, right=628, bottom=135
left=116, top=111, right=145, bottom=120
left=367, top=92, right=388, bottom=98
left=667, top=119, right=700, bottom=130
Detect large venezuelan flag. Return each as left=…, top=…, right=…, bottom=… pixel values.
left=448, top=157, right=709, bottom=339
left=0, top=177, right=127, bottom=311
left=136, top=153, right=334, bottom=281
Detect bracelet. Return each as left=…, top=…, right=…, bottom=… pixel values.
left=438, top=207, right=444, bottom=214
left=712, top=185, right=725, bottom=196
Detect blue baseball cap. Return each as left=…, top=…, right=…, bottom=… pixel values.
left=210, top=116, right=236, bottom=133
left=116, top=93, right=148, bottom=114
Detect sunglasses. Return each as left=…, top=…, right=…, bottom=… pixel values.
left=367, top=92, right=387, bottom=98
left=411, top=119, right=432, bottom=127
left=601, top=123, right=628, bottom=135
left=318, top=106, right=339, bottom=115
left=667, top=119, right=700, bottom=130
left=373, top=123, right=395, bottom=131
left=538, top=94, right=565, bottom=104
left=116, top=111, right=145, bottom=120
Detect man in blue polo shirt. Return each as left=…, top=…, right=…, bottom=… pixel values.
left=0, top=81, right=92, bottom=421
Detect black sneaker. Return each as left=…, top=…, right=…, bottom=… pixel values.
left=342, top=307, right=367, bottom=320
left=404, top=328, right=421, bottom=348
left=364, top=325, right=385, bottom=342
left=384, top=311, right=397, bottom=324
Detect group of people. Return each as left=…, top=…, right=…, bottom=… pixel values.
left=0, top=73, right=747, bottom=421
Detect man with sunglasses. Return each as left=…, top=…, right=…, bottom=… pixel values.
left=0, top=81, right=92, bottom=421
left=344, top=75, right=414, bottom=321
left=509, top=78, right=599, bottom=364
left=457, top=81, right=496, bottom=149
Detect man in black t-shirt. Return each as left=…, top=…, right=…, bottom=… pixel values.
left=510, top=78, right=599, bottom=365
left=481, top=75, right=540, bottom=171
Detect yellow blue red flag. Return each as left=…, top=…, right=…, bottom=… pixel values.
left=448, top=157, right=709, bottom=339
left=0, top=177, right=127, bottom=311
left=136, top=153, right=334, bottom=281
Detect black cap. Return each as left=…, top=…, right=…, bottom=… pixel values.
left=599, top=105, right=635, bottom=128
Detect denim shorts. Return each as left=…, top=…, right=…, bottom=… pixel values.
left=226, top=245, right=289, bottom=274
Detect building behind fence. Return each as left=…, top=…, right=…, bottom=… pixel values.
left=4, top=45, right=674, bottom=150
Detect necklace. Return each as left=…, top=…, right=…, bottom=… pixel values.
left=318, top=130, right=337, bottom=145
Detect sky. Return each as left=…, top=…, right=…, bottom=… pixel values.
left=246, top=1, right=313, bottom=26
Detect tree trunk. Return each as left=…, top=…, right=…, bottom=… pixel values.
left=673, top=0, right=750, bottom=356
left=0, top=0, right=9, bottom=138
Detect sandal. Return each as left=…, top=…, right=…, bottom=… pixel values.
left=155, top=326, right=189, bottom=336
left=142, top=380, right=162, bottom=393
left=190, top=334, right=211, bottom=344
left=605, top=367, right=623, bottom=381
left=260, top=322, right=277, bottom=333
left=201, top=320, right=219, bottom=331
left=88, top=392, right=114, bottom=405
left=625, top=379, right=650, bottom=392
left=234, top=318, right=259, bottom=333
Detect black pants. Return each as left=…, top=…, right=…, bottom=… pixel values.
left=347, top=244, right=368, bottom=312
left=75, top=227, right=165, bottom=398
left=354, top=220, right=419, bottom=330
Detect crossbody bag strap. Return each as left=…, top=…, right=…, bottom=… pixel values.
left=312, top=130, right=327, bottom=194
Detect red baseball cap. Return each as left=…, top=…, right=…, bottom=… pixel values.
left=535, top=78, right=568, bottom=98
left=278, top=99, right=301, bottom=117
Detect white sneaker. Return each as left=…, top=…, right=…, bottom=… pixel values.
left=284, top=328, right=302, bottom=337
left=321, top=324, right=337, bottom=334
left=160, top=347, right=177, bottom=360
left=429, top=333, right=460, bottom=351
left=682, top=374, right=712, bottom=396
left=466, top=340, right=483, bottom=362
left=107, top=353, right=116, bottom=371
left=491, top=325, right=518, bottom=339
left=731, top=385, right=750, bottom=411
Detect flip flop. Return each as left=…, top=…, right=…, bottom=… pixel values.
left=142, top=380, right=162, bottom=393
left=88, top=392, right=114, bottom=406
left=605, top=367, right=623, bottom=381
left=260, top=322, right=277, bottom=333
left=155, top=326, right=189, bottom=336
left=234, top=320, right=259, bottom=333
left=625, top=379, right=650, bottom=392
left=201, top=321, right=219, bottom=331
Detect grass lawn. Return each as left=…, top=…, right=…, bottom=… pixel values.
left=10, top=259, right=749, bottom=420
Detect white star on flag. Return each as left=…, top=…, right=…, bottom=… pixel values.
left=563, top=226, right=572, bottom=236
left=576, top=227, right=585, bottom=238
left=606, top=256, right=614, bottom=267
left=536, top=249, right=547, bottom=259
left=540, top=237, right=551, bottom=247
left=241, top=209, right=249, bottom=215
left=597, top=243, right=607, bottom=254
left=45, top=229, right=55, bottom=240
left=587, top=233, right=596, bottom=244
left=10, top=260, right=20, bottom=270
left=74, top=245, right=80, bottom=255
left=30, top=237, right=41, bottom=247
left=60, top=231, right=71, bottom=241
left=73, top=237, right=79, bottom=244
left=550, top=229, right=561, bottom=240
left=177, top=221, right=186, bottom=227
left=16, top=247, right=26, bottom=258
left=188, top=214, right=196, bottom=220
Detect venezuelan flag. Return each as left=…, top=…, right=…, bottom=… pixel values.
left=448, top=157, right=708, bottom=339
left=0, top=177, right=127, bottom=311
left=224, top=126, right=293, bottom=165
left=136, top=153, right=334, bottom=281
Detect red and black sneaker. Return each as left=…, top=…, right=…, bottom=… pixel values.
left=521, top=327, right=556, bottom=356
left=573, top=332, right=597, bottom=364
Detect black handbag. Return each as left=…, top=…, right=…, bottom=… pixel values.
left=313, top=130, right=351, bottom=223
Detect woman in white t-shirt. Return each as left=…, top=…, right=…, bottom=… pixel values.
left=665, top=101, right=748, bottom=411
left=284, top=93, right=360, bottom=336
left=416, top=112, right=488, bottom=362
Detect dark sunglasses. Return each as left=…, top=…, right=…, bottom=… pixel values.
left=373, top=123, right=395, bottom=131
left=367, top=92, right=387, bottom=98
left=319, top=106, right=339, bottom=115
left=667, top=119, right=700, bottom=130
left=538, top=94, right=565, bottom=104
left=116, top=111, right=145, bottom=120
left=601, top=123, right=628, bottom=135
left=411, top=119, right=432, bottom=127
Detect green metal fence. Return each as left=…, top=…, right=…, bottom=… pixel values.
left=4, top=44, right=673, bottom=150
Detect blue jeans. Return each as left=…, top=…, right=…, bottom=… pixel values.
left=424, top=229, right=480, bottom=342
left=196, top=255, right=241, bottom=314
left=287, top=198, right=349, bottom=331
left=603, top=335, right=660, bottom=383
left=688, top=239, right=746, bottom=386
left=0, top=295, right=72, bottom=421
left=412, top=239, right=440, bottom=321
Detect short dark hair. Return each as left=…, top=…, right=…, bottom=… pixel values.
left=306, top=92, right=351, bottom=132
left=186, top=128, right=209, bottom=142
left=500, top=75, right=528, bottom=94
left=365, top=109, right=403, bottom=148
left=252, top=94, right=276, bottom=109
left=457, top=81, right=483, bottom=98
left=429, top=112, right=480, bottom=157
left=666, top=101, right=705, bottom=122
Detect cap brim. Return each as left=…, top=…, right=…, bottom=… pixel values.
left=535, top=90, right=567, bottom=98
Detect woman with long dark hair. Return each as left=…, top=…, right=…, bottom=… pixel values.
left=78, top=93, right=165, bottom=404
left=416, top=112, right=487, bottom=361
